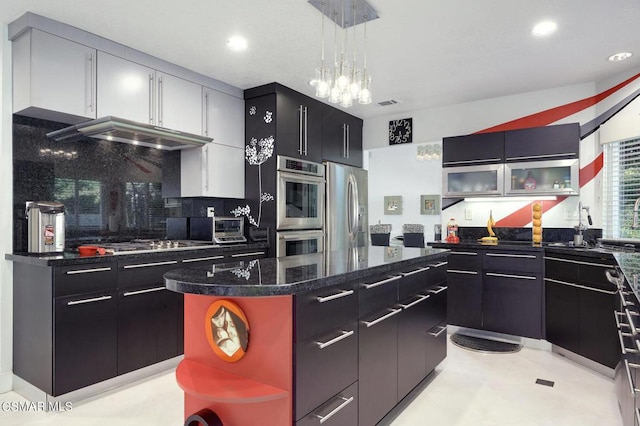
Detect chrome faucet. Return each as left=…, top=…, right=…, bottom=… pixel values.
left=633, top=198, right=640, bottom=229
left=574, top=201, right=592, bottom=246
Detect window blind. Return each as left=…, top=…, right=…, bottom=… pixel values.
left=603, top=138, right=640, bottom=238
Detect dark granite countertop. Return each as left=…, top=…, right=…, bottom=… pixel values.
left=164, top=246, right=449, bottom=297
left=5, top=242, right=270, bottom=267
left=613, top=252, right=640, bottom=299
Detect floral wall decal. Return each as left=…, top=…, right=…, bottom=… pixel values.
left=249, top=106, right=257, bottom=115
left=229, top=259, right=260, bottom=281
left=264, top=111, right=273, bottom=123
left=231, top=135, right=274, bottom=227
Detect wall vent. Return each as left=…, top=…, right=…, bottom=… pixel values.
left=378, top=99, right=399, bottom=106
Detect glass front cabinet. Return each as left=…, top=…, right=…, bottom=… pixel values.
left=442, top=164, right=504, bottom=197
left=504, top=159, right=580, bottom=196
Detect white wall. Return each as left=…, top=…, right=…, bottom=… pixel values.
left=362, top=74, right=640, bottom=238
left=0, top=23, right=13, bottom=393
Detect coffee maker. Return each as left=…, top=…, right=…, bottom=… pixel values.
left=26, top=201, right=65, bottom=253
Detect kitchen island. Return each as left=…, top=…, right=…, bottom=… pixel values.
left=164, top=246, right=449, bottom=426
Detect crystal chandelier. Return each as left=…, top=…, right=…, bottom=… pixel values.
left=309, top=0, right=378, bottom=107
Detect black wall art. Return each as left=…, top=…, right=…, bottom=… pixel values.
left=389, top=118, right=413, bottom=145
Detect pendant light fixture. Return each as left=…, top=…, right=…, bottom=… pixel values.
left=308, top=0, right=378, bottom=108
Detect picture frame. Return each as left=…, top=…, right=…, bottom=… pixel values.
left=420, top=194, right=440, bottom=215
left=384, top=195, right=403, bottom=215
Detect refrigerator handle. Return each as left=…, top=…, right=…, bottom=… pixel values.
left=348, top=173, right=359, bottom=241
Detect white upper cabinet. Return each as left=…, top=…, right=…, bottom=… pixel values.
left=96, top=54, right=202, bottom=135
left=13, top=29, right=97, bottom=123
left=181, top=143, right=245, bottom=198
left=202, top=87, right=245, bottom=148
left=96, top=52, right=154, bottom=123
left=155, top=72, right=202, bottom=135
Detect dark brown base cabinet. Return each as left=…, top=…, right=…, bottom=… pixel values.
left=545, top=253, right=618, bottom=369
left=12, top=247, right=266, bottom=397
left=293, top=255, right=448, bottom=426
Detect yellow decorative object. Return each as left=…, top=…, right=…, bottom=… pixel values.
left=479, top=210, right=498, bottom=243
left=532, top=202, right=543, bottom=244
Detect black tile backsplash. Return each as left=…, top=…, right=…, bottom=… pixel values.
left=12, top=115, right=245, bottom=251
left=457, top=226, right=602, bottom=246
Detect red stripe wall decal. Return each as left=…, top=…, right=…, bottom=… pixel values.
left=494, top=196, right=570, bottom=228
left=474, top=72, right=640, bottom=134
left=579, top=153, right=604, bottom=187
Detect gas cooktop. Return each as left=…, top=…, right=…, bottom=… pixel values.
left=87, top=239, right=221, bottom=254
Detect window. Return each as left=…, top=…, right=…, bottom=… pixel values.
left=603, top=138, right=640, bottom=238
left=54, top=178, right=102, bottom=229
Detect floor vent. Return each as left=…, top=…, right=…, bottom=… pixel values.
left=378, top=99, right=399, bottom=106
left=535, top=378, right=555, bottom=387
left=450, top=333, right=522, bottom=353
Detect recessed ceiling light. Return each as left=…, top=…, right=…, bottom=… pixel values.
left=226, top=36, right=248, bottom=51
left=531, top=21, right=558, bottom=37
left=608, top=52, right=632, bottom=62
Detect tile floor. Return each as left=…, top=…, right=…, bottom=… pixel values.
left=0, top=337, right=622, bottom=426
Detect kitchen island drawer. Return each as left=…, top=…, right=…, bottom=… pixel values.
left=483, top=251, right=542, bottom=274
left=359, top=273, right=401, bottom=317
left=54, top=262, right=117, bottom=297
left=295, top=280, right=358, bottom=342
left=295, top=320, right=358, bottom=421
left=426, top=321, right=448, bottom=374
left=447, top=250, right=482, bottom=270
left=398, top=258, right=447, bottom=299
left=296, top=382, right=358, bottom=426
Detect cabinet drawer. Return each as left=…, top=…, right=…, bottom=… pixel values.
left=295, top=320, right=358, bottom=421
left=425, top=284, right=448, bottom=331
left=296, top=382, right=358, bottom=426
left=398, top=259, right=448, bottom=300
left=447, top=250, right=482, bottom=270
left=359, top=273, right=401, bottom=317
left=426, top=321, right=448, bottom=374
left=118, top=259, right=180, bottom=289
left=545, top=255, right=617, bottom=292
left=54, top=262, right=117, bottom=297
left=484, top=251, right=541, bottom=274
left=295, top=281, right=358, bottom=342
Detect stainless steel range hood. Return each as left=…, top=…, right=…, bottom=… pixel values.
left=46, top=116, right=212, bottom=150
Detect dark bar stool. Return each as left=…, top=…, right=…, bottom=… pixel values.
left=402, top=224, right=425, bottom=248
left=370, top=224, right=392, bottom=246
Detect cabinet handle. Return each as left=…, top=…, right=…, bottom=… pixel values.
left=230, top=252, right=265, bottom=258
left=363, top=275, right=402, bottom=289
left=398, top=294, right=430, bottom=309
left=429, top=286, right=448, bottom=294
left=342, top=123, right=347, bottom=158
left=619, top=330, right=639, bottom=354
left=182, top=255, right=225, bottom=263
left=486, top=253, right=537, bottom=259
left=506, top=152, right=577, bottom=161
left=304, top=106, right=308, bottom=156
left=149, top=73, right=154, bottom=124
left=88, top=52, right=95, bottom=113
left=402, top=266, right=430, bottom=276
left=67, top=295, right=112, bottom=306
left=620, top=292, right=635, bottom=307
left=429, top=261, right=449, bottom=268
left=624, top=359, right=640, bottom=394
left=636, top=407, right=640, bottom=426
left=429, top=325, right=448, bottom=337
left=66, top=267, right=112, bottom=275
left=203, top=145, right=209, bottom=191
left=486, top=272, right=537, bottom=280
left=450, top=251, right=478, bottom=256
left=443, top=158, right=502, bottom=166
left=298, top=105, right=304, bottom=155
left=615, top=311, right=631, bottom=330
left=363, top=308, right=402, bottom=328
left=123, top=260, right=178, bottom=269
left=204, top=91, right=209, bottom=136
left=626, top=309, right=640, bottom=335
left=123, top=287, right=166, bottom=297
left=315, top=396, right=354, bottom=424
left=346, top=124, right=350, bottom=158
left=447, top=269, right=478, bottom=275
left=317, top=289, right=354, bottom=303
left=158, top=75, right=163, bottom=126
left=543, top=256, right=615, bottom=269
left=544, top=278, right=617, bottom=294
left=315, top=330, right=354, bottom=349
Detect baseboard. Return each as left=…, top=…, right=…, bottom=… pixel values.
left=0, top=370, right=13, bottom=393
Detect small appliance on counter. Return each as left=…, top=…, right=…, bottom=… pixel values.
left=26, top=201, right=65, bottom=253
left=213, top=217, right=247, bottom=244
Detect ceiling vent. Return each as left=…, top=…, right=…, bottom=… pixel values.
left=378, top=99, right=399, bottom=107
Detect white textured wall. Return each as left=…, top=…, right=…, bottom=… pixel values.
left=0, top=24, right=13, bottom=393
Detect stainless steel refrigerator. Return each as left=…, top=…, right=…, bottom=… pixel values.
left=324, top=162, right=369, bottom=251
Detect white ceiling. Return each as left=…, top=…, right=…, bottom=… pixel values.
left=2, top=0, right=640, bottom=119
